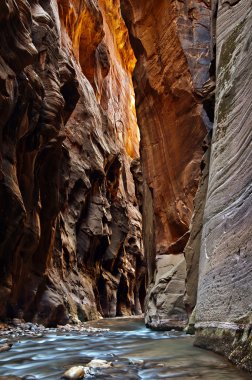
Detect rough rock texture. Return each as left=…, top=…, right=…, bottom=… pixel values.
left=121, top=0, right=213, bottom=328
left=0, top=0, right=145, bottom=325
left=145, top=253, right=187, bottom=330
left=194, top=0, right=252, bottom=372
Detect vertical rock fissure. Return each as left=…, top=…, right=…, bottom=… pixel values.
left=121, top=0, right=213, bottom=330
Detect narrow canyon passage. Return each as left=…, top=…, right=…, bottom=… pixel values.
left=0, top=0, right=251, bottom=378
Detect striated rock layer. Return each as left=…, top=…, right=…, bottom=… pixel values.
left=194, top=0, right=252, bottom=371
left=0, top=0, right=145, bottom=325
left=121, top=0, right=213, bottom=329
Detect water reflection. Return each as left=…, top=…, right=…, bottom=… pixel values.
left=0, top=318, right=250, bottom=379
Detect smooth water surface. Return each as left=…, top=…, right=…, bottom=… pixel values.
left=0, top=318, right=251, bottom=379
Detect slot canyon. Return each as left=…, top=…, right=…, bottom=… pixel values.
left=0, top=0, right=251, bottom=378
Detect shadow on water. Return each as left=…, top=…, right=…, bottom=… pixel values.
left=0, top=318, right=251, bottom=379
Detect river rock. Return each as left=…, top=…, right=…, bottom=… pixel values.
left=12, top=319, right=24, bottom=327
left=129, top=359, right=144, bottom=366
left=0, top=343, right=12, bottom=353
left=62, top=366, right=88, bottom=379
left=86, top=359, right=112, bottom=368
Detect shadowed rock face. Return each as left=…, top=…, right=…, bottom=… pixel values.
left=195, top=0, right=252, bottom=371
left=0, top=0, right=145, bottom=325
left=121, top=0, right=212, bottom=329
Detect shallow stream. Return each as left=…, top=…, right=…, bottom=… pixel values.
left=0, top=318, right=250, bottom=379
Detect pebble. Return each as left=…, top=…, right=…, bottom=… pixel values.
left=0, top=321, right=109, bottom=340
left=57, top=324, right=109, bottom=334
left=62, top=366, right=88, bottom=379
left=129, top=359, right=144, bottom=366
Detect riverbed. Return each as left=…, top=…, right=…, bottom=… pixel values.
left=0, top=318, right=250, bottom=379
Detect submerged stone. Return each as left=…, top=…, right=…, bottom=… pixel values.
left=86, top=359, right=112, bottom=368
left=62, top=366, right=88, bottom=379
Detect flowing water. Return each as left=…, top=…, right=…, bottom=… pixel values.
left=0, top=318, right=251, bottom=379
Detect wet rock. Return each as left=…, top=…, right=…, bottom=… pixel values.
left=56, top=324, right=109, bottom=334
left=62, top=366, right=88, bottom=380
left=0, top=322, right=110, bottom=341
left=12, top=320, right=24, bottom=327
left=0, top=343, right=12, bottom=353
left=86, top=359, right=112, bottom=368
left=129, top=359, right=144, bottom=366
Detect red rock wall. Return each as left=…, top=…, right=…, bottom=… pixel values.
left=121, top=0, right=212, bottom=328
left=0, top=0, right=145, bottom=325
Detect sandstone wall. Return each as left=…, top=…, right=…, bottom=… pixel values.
left=0, top=0, right=145, bottom=326
left=195, top=0, right=252, bottom=371
left=121, top=0, right=212, bottom=329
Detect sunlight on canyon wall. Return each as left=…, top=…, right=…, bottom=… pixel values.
left=0, top=0, right=144, bottom=325
left=58, top=0, right=139, bottom=159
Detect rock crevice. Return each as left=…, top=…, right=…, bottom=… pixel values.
left=121, top=0, right=212, bottom=329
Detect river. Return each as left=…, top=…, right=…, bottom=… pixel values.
left=0, top=318, right=250, bottom=379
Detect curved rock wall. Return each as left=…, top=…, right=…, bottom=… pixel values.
left=0, top=0, right=145, bottom=325
left=1, top=2, right=251, bottom=372
left=195, top=0, right=252, bottom=371
left=121, top=0, right=212, bottom=329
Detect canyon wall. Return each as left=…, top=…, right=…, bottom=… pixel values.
left=1, top=0, right=251, bottom=372
left=121, top=0, right=213, bottom=329
left=122, top=0, right=252, bottom=370
left=194, top=0, right=252, bottom=371
left=0, top=0, right=145, bottom=326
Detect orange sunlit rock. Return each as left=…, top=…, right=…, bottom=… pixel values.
left=0, top=0, right=144, bottom=324
left=58, top=0, right=104, bottom=83
left=98, top=0, right=139, bottom=159
left=58, top=0, right=139, bottom=159
left=99, top=0, right=136, bottom=75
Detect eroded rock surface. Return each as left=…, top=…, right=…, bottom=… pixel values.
left=195, top=0, right=252, bottom=371
left=0, top=0, right=145, bottom=325
left=184, top=145, right=211, bottom=316
left=145, top=254, right=187, bottom=330
left=1, top=2, right=252, bottom=374
left=121, top=0, right=212, bottom=328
